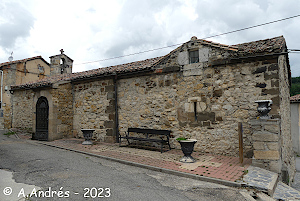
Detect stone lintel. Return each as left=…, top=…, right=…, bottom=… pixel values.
left=250, top=119, right=280, bottom=126
left=253, top=150, right=280, bottom=160
left=252, top=133, right=279, bottom=142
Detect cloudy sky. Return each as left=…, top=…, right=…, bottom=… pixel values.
left=0, top=0, right=300, bottom=76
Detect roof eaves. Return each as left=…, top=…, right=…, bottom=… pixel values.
left=0, top=56, right=50, bottom=67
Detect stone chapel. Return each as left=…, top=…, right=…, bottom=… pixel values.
left=9, top=36, right=295, bottom=181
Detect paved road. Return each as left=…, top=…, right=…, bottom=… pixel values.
left=292, top=157, right=300, bottom=191
left=0, top=130, right=253, bottom=201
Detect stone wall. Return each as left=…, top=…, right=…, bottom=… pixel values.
left=10, top=55, right=288, bottom=158
left=73, top=79, right=116, bottom=142
left=3, top=65, right=17, bottom=129
left=117, top=56, right=282, bottom=156
left=278, top=54, right=295, bottom=184
left=11, top=82, right=73, bottom=140
left=12, top=90, right=35, bottom=129
left=51, top=82, right=73, bottom=138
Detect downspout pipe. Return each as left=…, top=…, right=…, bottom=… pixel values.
left=0, top=70, right=3, bottom=109
left=114, top=75, right=119, bottom=143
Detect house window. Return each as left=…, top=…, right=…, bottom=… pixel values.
left=189, top=50, right=199, bottom=64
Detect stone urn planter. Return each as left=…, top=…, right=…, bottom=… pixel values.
left=255, top=100, right=272, bottom=119
left=81, top=129, right=95, bottom=145
left=177, top=138, right=197, bottom=163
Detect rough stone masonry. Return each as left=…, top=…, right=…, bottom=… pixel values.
left=10, top=36, right=295, bottom=182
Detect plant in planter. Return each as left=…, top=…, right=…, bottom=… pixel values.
left=176, top=137, right=197, bottom=163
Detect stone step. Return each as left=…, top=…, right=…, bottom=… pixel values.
left=242, top=166, right=278, bottom=196
left=273, top=181, right=300, bottom=200
left=0, top=117, right=4, bottom=129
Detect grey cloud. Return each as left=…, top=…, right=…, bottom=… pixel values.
left=86, top=0, right=300, bottom=76
left=102, top=0, right=182, bottom=58
left=0, top=2, right=35, bottom=48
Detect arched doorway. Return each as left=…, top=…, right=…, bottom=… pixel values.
left=34, top=96, right=49, bottom=140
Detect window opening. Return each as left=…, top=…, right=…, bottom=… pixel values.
left=189, top=50, right=199, bottom=64
left=60, top=58, right=65, bottom=74
left=194, top=101, right=197, bottom=121
left=60, top=58, right=65, bottom=65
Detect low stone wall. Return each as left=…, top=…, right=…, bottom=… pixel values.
left=251, top=119, right=282, bottom=173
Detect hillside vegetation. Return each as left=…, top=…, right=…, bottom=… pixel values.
left=291, top=77, right=300, bottom=96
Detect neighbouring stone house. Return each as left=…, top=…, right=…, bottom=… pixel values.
left=290, top=94, right=300, bottom=155
left=0, top=50, right=73, bottom=129
left=0, top=56, right=50, bottom=129
left=10, top=36, right=295, bottom=182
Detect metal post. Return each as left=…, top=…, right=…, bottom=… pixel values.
left=114, top=75, right=119, bottom=143
left=0, top=70, right=3, bottom=109
left=238, top=122, right=243, bottom=164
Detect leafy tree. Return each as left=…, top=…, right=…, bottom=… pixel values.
left=291, top=77, right=300, bottom=96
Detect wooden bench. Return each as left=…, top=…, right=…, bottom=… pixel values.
left=119, top=128, right=171, bottom=153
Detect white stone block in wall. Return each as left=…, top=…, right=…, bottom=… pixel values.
left=177, top=51, right=189, bottom=65
left=183, top=63, right=204, bottom=76
left=184, top=102, right=193, bottom=112
left=198, top=47, right=210, bottom=62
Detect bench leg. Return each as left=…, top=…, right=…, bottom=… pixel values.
left=168, top=142, right=171, bottom=151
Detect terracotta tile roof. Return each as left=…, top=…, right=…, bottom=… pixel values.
left=232, top=36, right=286, bottom=56
left=10, top=73, right=75, bottom=89
left=11, top=36, right=287, bottom=90
left=71, top=56, right=163, bottom=81
left=291, top=94, right=300, bottom=102
left=195, top=38, right=239, bottom=51
left=0, top=56, right=50, bottom=67
left=11, top=57, right=163, bottom=89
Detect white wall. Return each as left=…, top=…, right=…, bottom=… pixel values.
left=291, top=103, right=300, bottom=155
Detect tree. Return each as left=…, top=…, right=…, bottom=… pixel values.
left=291, top=77, right=300, bottom=96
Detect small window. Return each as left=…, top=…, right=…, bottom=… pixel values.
left=38, top=64, right=44, bottom=74
left=60, top=58, right=66, bottom=65
left=189, top=50, right=199, bottom=64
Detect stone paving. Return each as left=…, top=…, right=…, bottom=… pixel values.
left=242, top=166, right=278, bottom=195
left=274, top=181, right=300, bottom=200
left=18, top=132, right=251, bottom=183
left=50, top=138, right=252, bottom=183
left=15, top=132, right=300, bottom=200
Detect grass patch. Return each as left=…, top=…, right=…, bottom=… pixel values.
left=3, top=131, right=16, bottom=137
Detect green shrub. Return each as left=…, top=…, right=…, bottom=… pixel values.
left=176, top=137, right=187, bottom=141
left=3, top=131, right=16, bottom=137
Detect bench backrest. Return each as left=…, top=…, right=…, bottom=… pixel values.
left=128, top=128, right=171, bottom=135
